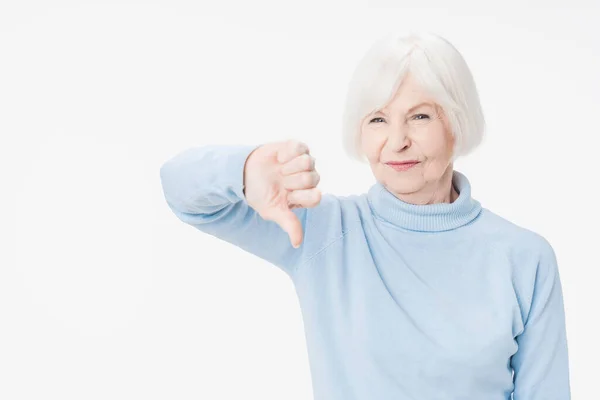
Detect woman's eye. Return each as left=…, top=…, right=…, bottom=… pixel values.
left=369, top=117, right=385, bottom=123
left=412, top=114, right=430, bottom=120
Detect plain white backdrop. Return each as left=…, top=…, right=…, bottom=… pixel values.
left=1, top=0, right=598, bottom=399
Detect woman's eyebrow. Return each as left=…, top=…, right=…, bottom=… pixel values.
left=406, top=102, right=434, bottom=113
left=377, top=101, right=434, bottom=116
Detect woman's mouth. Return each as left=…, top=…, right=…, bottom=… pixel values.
left=385, top=161, right=420, bottom=171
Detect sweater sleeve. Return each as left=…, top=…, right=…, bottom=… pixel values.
left=511, top=240, right=571, bottom=399
left=159, top=144, right=312, bottom=278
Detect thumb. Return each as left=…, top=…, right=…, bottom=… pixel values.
left=271, top=208, right=303, bottom=248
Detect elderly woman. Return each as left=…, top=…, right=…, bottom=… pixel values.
left=159, top=33, right=570, bottom=399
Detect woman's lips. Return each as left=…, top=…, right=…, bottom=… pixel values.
left=385, top=161, right=420, bottom=171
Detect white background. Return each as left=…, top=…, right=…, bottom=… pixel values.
left=1, top=0, right=598, bottom=399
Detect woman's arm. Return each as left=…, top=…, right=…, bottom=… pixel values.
left=511, top=240, right=571, bottom=399
left=159, top=144, right=310, bottom=278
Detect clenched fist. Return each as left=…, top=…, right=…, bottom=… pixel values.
left=243, top=140, right=322, bottom=248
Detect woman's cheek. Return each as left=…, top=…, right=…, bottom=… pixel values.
left=362, top=134, right=382, bottom=162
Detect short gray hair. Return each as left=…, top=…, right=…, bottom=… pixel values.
left=341, top=32, right=486, bottom=163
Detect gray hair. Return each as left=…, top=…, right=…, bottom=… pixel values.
left=341, top=32, right=486, bottom=163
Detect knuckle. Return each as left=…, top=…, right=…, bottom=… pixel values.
left=283, top=140, right=298, bottom=155
left=301, top=154, right=312, bottom=169
left=303, top=173, right=313, bottom=186
left=285, top=140, right=309, bottom=159
left=315, top=189, right=322, bottom=202
left=288, top=139, right=300, bottom=150
left=296, top=141, right=308, bottom=155
left=308, top=189, right=321, bottom=206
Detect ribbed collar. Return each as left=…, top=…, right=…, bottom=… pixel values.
left=367, top=170, right=482, bottom=232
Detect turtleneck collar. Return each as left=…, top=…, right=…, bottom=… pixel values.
left=367, top=170, right=482, bottom=232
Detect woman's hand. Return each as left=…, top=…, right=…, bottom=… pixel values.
left=243, top=140, right=322, bottom=248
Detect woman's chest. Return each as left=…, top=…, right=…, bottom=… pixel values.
left=294, top=232, right=522, bottom=374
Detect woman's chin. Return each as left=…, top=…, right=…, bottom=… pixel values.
left=382, top=178, right=424, bottom=197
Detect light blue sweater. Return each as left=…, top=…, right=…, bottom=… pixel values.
left=159, top=144, right=571, bottom=400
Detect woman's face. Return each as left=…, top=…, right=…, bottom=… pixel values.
left=360, top=73, right=455, bottom=198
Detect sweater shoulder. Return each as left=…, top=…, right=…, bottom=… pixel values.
left=305, top=191, right=365, bottom=235
left=300, top=191, right=366, bottom=260
left=476, top=208, right=555, bottom=257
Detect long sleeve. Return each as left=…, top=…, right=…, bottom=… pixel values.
left=511, top=240, right=571, bottom=399
left=159, top=144, right=310, bottom=277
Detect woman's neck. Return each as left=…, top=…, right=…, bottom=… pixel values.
left=391, top=167, right=458, bottom=205
left=367, top=170, right=481, bottom=232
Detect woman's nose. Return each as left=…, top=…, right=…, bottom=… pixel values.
left=388, top=124, right=411, bottom=150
